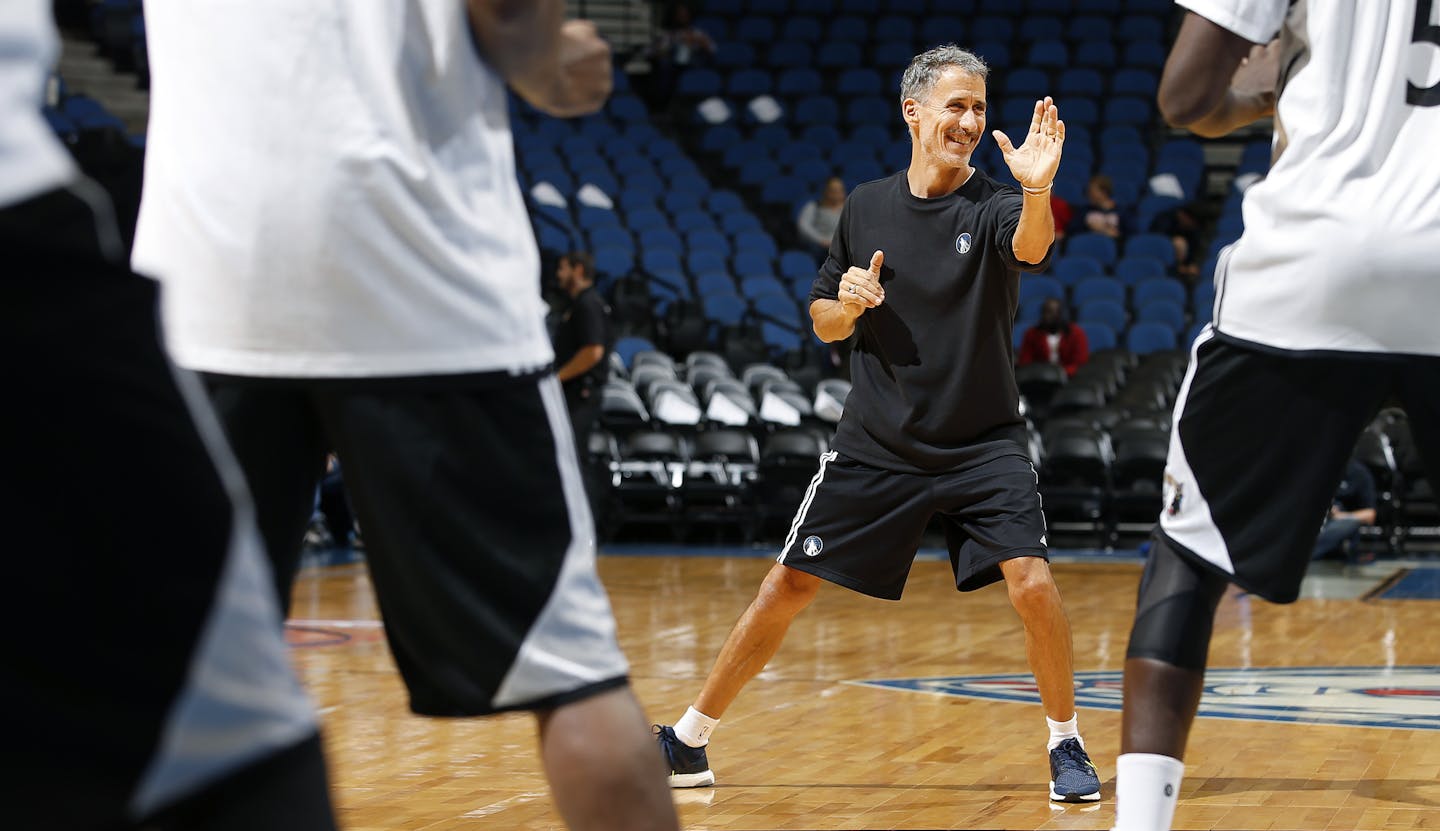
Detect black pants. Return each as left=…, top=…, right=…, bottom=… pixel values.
left=1, top=186, right=335, bottom=831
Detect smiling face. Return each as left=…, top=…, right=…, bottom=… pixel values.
left=904, top=66, right=987, bottom=171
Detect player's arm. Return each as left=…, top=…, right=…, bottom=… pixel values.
left=993, top=98, right=1063, bottom=265
left=466, top=0, right=612, bottom=117
left=1158, top=11, right=1278, bottom=137
left=811, top=250, right=885, bottom=343
left=555, top=345, right=604, bottom=381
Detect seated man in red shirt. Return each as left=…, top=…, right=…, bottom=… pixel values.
left=1018, top=297, right=1089, bottom=376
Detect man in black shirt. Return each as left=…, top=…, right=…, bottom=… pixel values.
left=655, top=45, right=1102, bottom=804
left=554, top=250, right=612, bottom=450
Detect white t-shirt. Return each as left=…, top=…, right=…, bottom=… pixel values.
left=0, top=0, right=76, bottom=208
left=1180, top=0, right=1440, bottom=356
left=133, top=1, right=549, bottom=378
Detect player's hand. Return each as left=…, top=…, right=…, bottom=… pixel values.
left=992, top=96, right=1065, bottom=190
left=540, top=20, right=613, bottom=118
left=1231, top=39, right=1279, bottom=118
left=838, top=250, right=885, bottom=314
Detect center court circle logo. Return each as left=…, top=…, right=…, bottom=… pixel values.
left=955, top=232, right=972, bottom=254
left=803, top=535, right=824, bottom=556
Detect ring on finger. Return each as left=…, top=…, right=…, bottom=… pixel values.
left=849, top=284, right=859, bottom=294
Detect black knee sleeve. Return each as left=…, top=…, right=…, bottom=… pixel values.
left=1125, top=533, right=1229, bottom=671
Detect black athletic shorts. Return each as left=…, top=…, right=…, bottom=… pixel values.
left=202, top=372, right=631, bottom=716
left=1159, top=328, right=1440, bottom=603
left=2, top=184, right=334, bottom=830
left=776, top=450, right=1049, bottom=600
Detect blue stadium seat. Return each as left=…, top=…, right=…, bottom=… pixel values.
left=1127, top=321, right=1179, bottom=354
left=1013, top=320, right=1033, bottom=350
left=754, top=294, right=801, bottom=330
left=875, top=40, right=915, bottom=69
left=707, top=190, right=745, bottom=216
left=780, top=250, right=820, bottom=283
left=1114, top=257, right=1166, bottom=287
left=1186, top=320, right=1209, bottom=347
left=845, top=96, right=890, bottom=125
left=816, top=42, right=862, bottom=68
left=687, top=229, right=732, bottom=256
left=837, top=68, right=884, bottom=97
left=608, top=95, right=649, bottom=123
left=639, top=228, right=683, bottom=254
left=672, top=209, right=715, bottom=234
left=642, top=249, right=683, bottom=276
left=874, top=16, right=915, bottom=43
left=734, top=16, right=776, bottom=43
left=721, top=211, right=764, bottom=235
left=840, top=159, right=885, bottom=187
left=1006, top=68, right=1050, bottom=99
left=1125, top=233, right=1177, bottom=268
left=614, top=336, right=656, bottom=368
left=577, top=205, right=622, bottom=231
left=1018, top=295, right=1049, bottom=321
left=1077, top=321, right=1117, bottom=351
left=1133, top=278, right=1187, bottom=310
left=1067, top=233, right=1118, bottom=267
left=1058, top=68, right=1104, bottom=98
left=1062, top=98, right=1100, bottom=127
left=839, top=0, right=882, bottom=12
left=1135, top=195, right=1182, bottom=234
left=1192, top=281, right=1217, bottom=315
left=696, top=271, right=735, bottom=301
left=690, top=250, right=731, bottom=278
left=1019, top=274, right=1065, bottom=306
left=1117, top=14, right=1164, bottom=42
left=734, top=230, right=780, bottom=261
left=691, top=16, right=729, bottom=41
left=777, top=68, right=823, bottom=97
left=795, top=96, right=839, bottom=126
left=1068, top=16, right=1113, bottom=43
left=1123, top=41, right=1167, bottom=70
left=1137, top=302, right=1185, bottom=334
left=1074, top=41, right=1117, bottom=69
left=594, top=246, right=635, bottom=280
left=714, top=42, right=756, bottom=69
left=827, top=15, right=868, bottom=42
left=1079, top=299, right=1127, bottom=332
left=793, top=0, right=838, bottom=12
left=790, top=157, right=833, bottom=186
left=1018, top=16, right=1064, bottom=42
left=663, top=189, right=707, bottom=215
left=1076, top=0, right=1122, bottom=11
left=760, top=175, right=807, bottom=206
left=780, top=16, right=823, bottom=42
left=801, top=124, right=842, bottom=152
left=852, top=124, right=894, bottom=149
left=762, top=322, right=804, bottom=353
left=735, top=256, right=779, bottom=284
left=972, top=41, right=1011, bottom=68
left=704, top=293, right=749, bottom=326
left=1027, top=40, right=1069, bottom=69
left=1112, top=69, right=1158, bottom=99
left=1104, top=97, right=1152, bottom=127
left=738, top=157, right=781, bottom=187
left=767, top=42, right=813, bottom=69
left=676, top=68, right=722, bottom=98
left=590, top=226, right=635, bottom=253
left=1052, top=255, right=1104, bottom=285
left=922, top=15, right=968, bottom=41
left=1074, top=276, right=1125, bottom=306
left=727, top=69, right=772, bottom=97
left=972, top=16, right=1014, bottom=42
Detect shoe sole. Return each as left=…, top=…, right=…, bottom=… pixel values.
left=1049, top=780, right=1102, bottom=803
left=668, top=770, right=715, bottom=788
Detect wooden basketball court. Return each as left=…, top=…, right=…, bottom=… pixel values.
left=287, top=555, right=1440, bottom=830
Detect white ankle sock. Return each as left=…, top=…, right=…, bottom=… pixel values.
left=1046, top=714, right=1081, bottom=750
left=674, top=706, right=718, bottom=748
left=1112, top=753, right=1184, bottom=831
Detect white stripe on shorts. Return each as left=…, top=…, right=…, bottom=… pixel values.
left=778, top=450, right=838, bottom=562
left=1157, top=324, right=1236, bottom=576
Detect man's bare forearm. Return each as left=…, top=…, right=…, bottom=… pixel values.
left=1013, top=189, right=1055, bottom=265
left=810, top=299, right=862, bottom=343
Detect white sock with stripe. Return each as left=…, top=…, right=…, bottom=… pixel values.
left=1111, top=753, right=1184, bottom=831
left=674, top=706, right=718, bottom=748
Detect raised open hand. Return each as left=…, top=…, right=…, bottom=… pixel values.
left=992, top=96, right=1065, bottom=190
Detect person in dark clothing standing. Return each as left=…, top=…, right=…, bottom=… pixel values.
left=554, top=250, right=612, bottom=451
left=654, top=44, right=1102, bottom=805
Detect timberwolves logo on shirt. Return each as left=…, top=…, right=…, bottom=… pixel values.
left=803, top=535, right=824, bottom=557
left=955, top=232, right=972, bottom=255
left=849, top=667, right=1440, bottom=731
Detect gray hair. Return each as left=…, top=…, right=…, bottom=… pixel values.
left=900, top=45, right=989, bottom=106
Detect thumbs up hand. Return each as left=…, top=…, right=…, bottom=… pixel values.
left=839, top=249, right=885, bottom=314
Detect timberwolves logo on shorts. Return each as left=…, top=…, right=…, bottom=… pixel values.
left=955, top=232, right=972, bottom=255
left=1163, top=473, right=1184, bottom=516
left=803, top=535, right=824, bottom=557
left=849, top=667, right=1440, bottom=731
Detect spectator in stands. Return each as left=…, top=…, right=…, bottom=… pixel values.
left=796, top=176, right=847, bottom=256
left=1311, top=460, right=1378, bottom=563
left=1018, top=297, right=1090, bottom=376
left=1050, top=192, right=1073, bottom=241
left=1071, top=173, right=1130, bottom=239
left=1154, top=201, right=1205, bottom=281
left=647, top=3, right=715, bottom=113
left=554, top=250, right=613, bottom=453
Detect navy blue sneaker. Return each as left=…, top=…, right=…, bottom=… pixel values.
left=1049, top=738, right=1101, bottom=802
left=654, top=725, right=715, bottom=788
